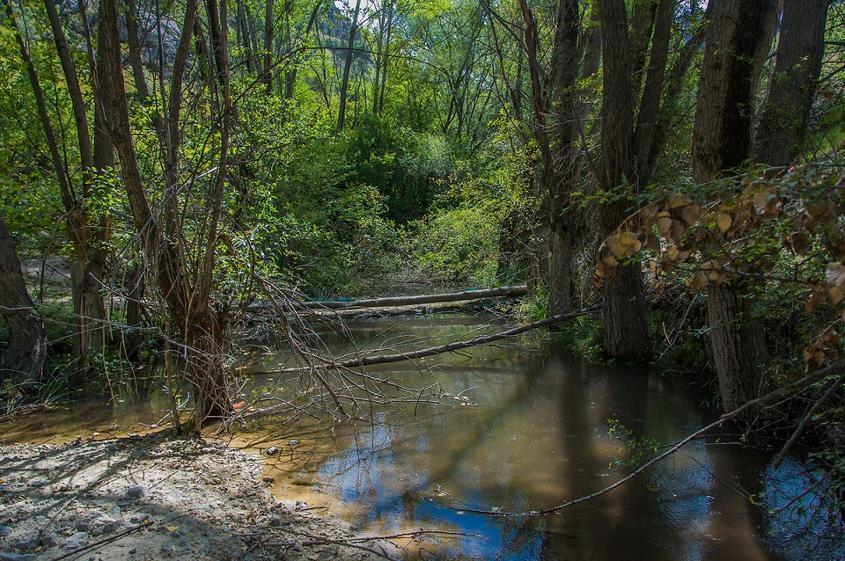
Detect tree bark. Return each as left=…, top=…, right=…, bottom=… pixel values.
left=546, top=0, right=581, bottom=318
left=518, top=0, right=582, bottom=318
left=98, top=0, right=231, bottom=424
left=753, top=0, right=830, bottom=167
left=0, top=216, right=46, bottom=389
left=693, top=0, right=777, bottom=179
left=124, top=0, right=150, bottom=98
left=706, top=283, right=768, bottom=410
left=337, top=0, right=362, bottom=132
left=263, top=0, right=276, bottom=94
left=597, top=0, right=650, bottom=360
left=692, top=0, right=776, bottom=411
left=9, top=0, right=108, bottom=365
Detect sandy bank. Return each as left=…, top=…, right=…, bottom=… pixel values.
left=0, top=435, right=397, bottom=561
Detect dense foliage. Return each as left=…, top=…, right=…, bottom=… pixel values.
left=0, top=0, right=843, bottom=515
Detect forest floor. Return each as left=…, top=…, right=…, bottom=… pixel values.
left=0, top=434, right=398, bottom=561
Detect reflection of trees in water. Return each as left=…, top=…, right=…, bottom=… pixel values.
left=761, top=459, right=845, bottom=561
left=248, top=327, right=845, bottom=561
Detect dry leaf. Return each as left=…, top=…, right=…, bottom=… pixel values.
left=656, top=214, right=672, bottom=235
left=716, top=213, right=732, bottom=233
left=666, top=193, right=693, bottom=209
left=688, top=272, right=707, bottom=292
left=678, top=204, right=702, bottom=226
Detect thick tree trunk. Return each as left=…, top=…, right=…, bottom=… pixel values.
left=600, top=207, right=650, bottom=361
left=597, top=0, right=651, bottom=359
left=518, top=0, right=582, bottom=318
left=0, top=216, right=46, bottom=388
left=9, top=0, right=109, bottom=366
left=706, top=283, right=768, bottom=409
left=693, top=0, right=777, bottom=178
left=182, top=308, right=230, bottom=422
left=547, top=226, right=575, bottom=317
left=753, top=0, right=829, bottom=167
left=693, top=0, right=775, bottom=412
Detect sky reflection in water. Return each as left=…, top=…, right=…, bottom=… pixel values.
left=273, top=316, right=845, bottom=561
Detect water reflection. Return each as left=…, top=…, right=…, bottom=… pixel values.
left=252, top=316, right=844, bottom=561
left=3, top=314, right=843, bottom=560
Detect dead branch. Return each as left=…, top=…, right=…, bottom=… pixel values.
left=264, top=307, right=598, bottom=373
left=248, top=285, right=528, bottom=314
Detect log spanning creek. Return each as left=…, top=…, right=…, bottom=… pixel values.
left=4, top=313, right=844, bottom=560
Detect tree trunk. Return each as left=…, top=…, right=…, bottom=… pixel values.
left=753, top=0, right=829, bottom=167
left=124, top=0, right=150, bottom=98
left=377, top=0, right=394, bottom=113
left=692, top=0, right=776, bottom=412
left=124, top=263, right=145, bottom=360
left=263, top=0, right=275, bottom=94
left=98, top=0, right=231, bottom=425
left=337, top=0, right=362, bottom=132
left=0, top=216, right=46, bottom=389
left=600, top=211, right=650, bottom=361
left=597, top=0, right=651, bottom=359
left=9, top=0, right=109, bottom=366
left=693, top=0, right=777, bottom=179
left=706, top=283, right=768, bottom=410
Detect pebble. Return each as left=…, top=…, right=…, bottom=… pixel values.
left=0, top=527, right=10, bottom=538
left=126, top=485, right=147, bottom=499
left=92, top=517, right=123, bottom=536
left=64, top=531, right=90, bottom=549
left=264, top=447, right=279, bottom=456
left=262, top=475, right=275, bottom=483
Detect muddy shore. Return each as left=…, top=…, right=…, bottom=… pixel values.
left=0, top=435, right=397, bottom=561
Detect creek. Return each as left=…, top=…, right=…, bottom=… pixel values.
left=4, top=313, right=843, bottom=560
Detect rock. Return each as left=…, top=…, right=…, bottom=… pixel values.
left=128, top=548, right=137, bottom=555
left=64, top=531, right=90, bottom=549
left=262, top=475, right=275, bottom=483
left=160, top=543, right=176, bottom=557
left=264, top=447, right=279, bottom=456
left=108, top=505, right=122, bottom=518
left=92, top=517, right=124, bottom=536
left=0, top=526, right=10, bottom=538
left=126, top=485, right=147, bottom=499
left=12, top=538, right=38, bottom=552
left=0, top=553, right=37, bottom=561
left=40, top=533, right=60, bottom=548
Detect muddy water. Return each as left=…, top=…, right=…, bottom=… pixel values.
left=4, top=314, right=843, bottom=560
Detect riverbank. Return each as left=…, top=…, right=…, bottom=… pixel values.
left=0, top=434, right=396, bottom=561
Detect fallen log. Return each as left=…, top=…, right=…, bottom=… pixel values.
left=265, top=306, right=597, bottom=373
left=309, top=285, right=528, bottom=310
